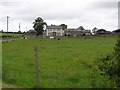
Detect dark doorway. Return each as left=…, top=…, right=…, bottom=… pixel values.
left=52, top=32, right=56, bottom=36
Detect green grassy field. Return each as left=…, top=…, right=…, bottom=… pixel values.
left=2, top=36, right=117, bottom=88
left=0, top=33, right=23, bottom=38
left=0, top=41, right=1, bottom=89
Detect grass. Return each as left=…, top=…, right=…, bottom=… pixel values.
left=2, top=35, right=117, bottom=88
left=0, top=32, right=23, bottom=37
left=2, top=82, right=21, bottom=88
left=0, top=42, right=1, bottom=89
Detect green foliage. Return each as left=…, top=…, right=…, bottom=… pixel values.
left=33, top=17, right=46, bottom=36
left=60, top=24, right=67, bottom=30
left=114, top=34, right=120, bottom=61
left=92, top=27, right=98, bottom=34
left=98, top=34, right=120, bottom=87
left=17, top=31, right=22, bottom=34
left=78, top=26, right=85, bottom=30
left=1, top=33, right=23, bottom=38
left=114, top=34, right=120, bottom=87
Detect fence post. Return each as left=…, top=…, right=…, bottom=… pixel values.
left=34, top=46, right=40, bottom=88
left=91, top=59, right=97, bottom=88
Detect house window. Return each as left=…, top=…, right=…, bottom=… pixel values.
left=57, top=29, right=61, bottom=31
left=56, top=32, right=61, bottom=36
left=47, top=29, right=52, bottom=31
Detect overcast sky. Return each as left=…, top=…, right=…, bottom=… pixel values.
left=0, top=0, right=119, bottom=32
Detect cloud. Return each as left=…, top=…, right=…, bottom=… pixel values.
left=0, top=0, right=119, bottom=32
left=91, top=2, right=118, bottom=9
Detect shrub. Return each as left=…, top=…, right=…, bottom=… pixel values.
left=98, top=34, right=120, bottom=87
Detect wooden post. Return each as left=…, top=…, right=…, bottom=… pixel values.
left=34, top=46, right=40, bottom=88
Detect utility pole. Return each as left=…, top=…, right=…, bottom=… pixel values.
left=7, top=16, right=10, bottom=42
left=19, top=23, right=21, bottom=32
left=34, top=46, right=40, bottom=89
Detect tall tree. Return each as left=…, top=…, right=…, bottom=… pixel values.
left=60, top=24, right=67, bottom=30
left=33, top=17, right=46, bottom=36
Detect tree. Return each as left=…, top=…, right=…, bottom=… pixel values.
left=0, top=30, right=3, bottom=33
left=78, top=26, right=85, bottom=31
left=18, top=30, right=22, bottom=34
left=92, top=27, right=98, bottom=34
left=60, top=24, right=67, bottom=30
left=33, top=17, right=46, bottom=36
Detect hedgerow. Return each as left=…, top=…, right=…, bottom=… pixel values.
left=98, top=34, right=120, bottom=88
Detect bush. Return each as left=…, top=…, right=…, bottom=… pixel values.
left=98, top=34, right=120, bottom=88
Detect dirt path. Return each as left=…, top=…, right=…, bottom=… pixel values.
left=2, top=83, right=22, bottom=88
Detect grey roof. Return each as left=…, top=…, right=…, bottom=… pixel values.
left=67, top=28, right=76, bottom=31
left=46, top=25, right=63, bottom=29
left=65, top=29, right=91, bottom=33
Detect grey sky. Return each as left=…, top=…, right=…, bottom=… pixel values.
left=0, top=0, right=119, bottom=32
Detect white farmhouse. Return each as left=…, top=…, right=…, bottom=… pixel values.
left=43, top=25, right=64, bottom=37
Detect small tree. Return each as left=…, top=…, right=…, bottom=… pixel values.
left=78, top=26, right=85, bottom=31
left=33, top=17, right=46, bottom=36
left=1, top=30, right=3, bottom=33
left=60, top=24, right=67, bottom=30
left=92, top=27, right=97, bottom=34
left=18, top=30, right=22, bottom=34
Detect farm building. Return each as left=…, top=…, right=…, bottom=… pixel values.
left=95, top=29, right=111, bottom=35
left=43, top=25, right=91, bottom=37
left=112, top=29, right=120, bottom=34
left=43, top=25, right=64, bottom=37
left=65, top=28, right=91, bottom=36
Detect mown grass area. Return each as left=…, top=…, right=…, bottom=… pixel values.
left=2, top=35, right=117, bottom=88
